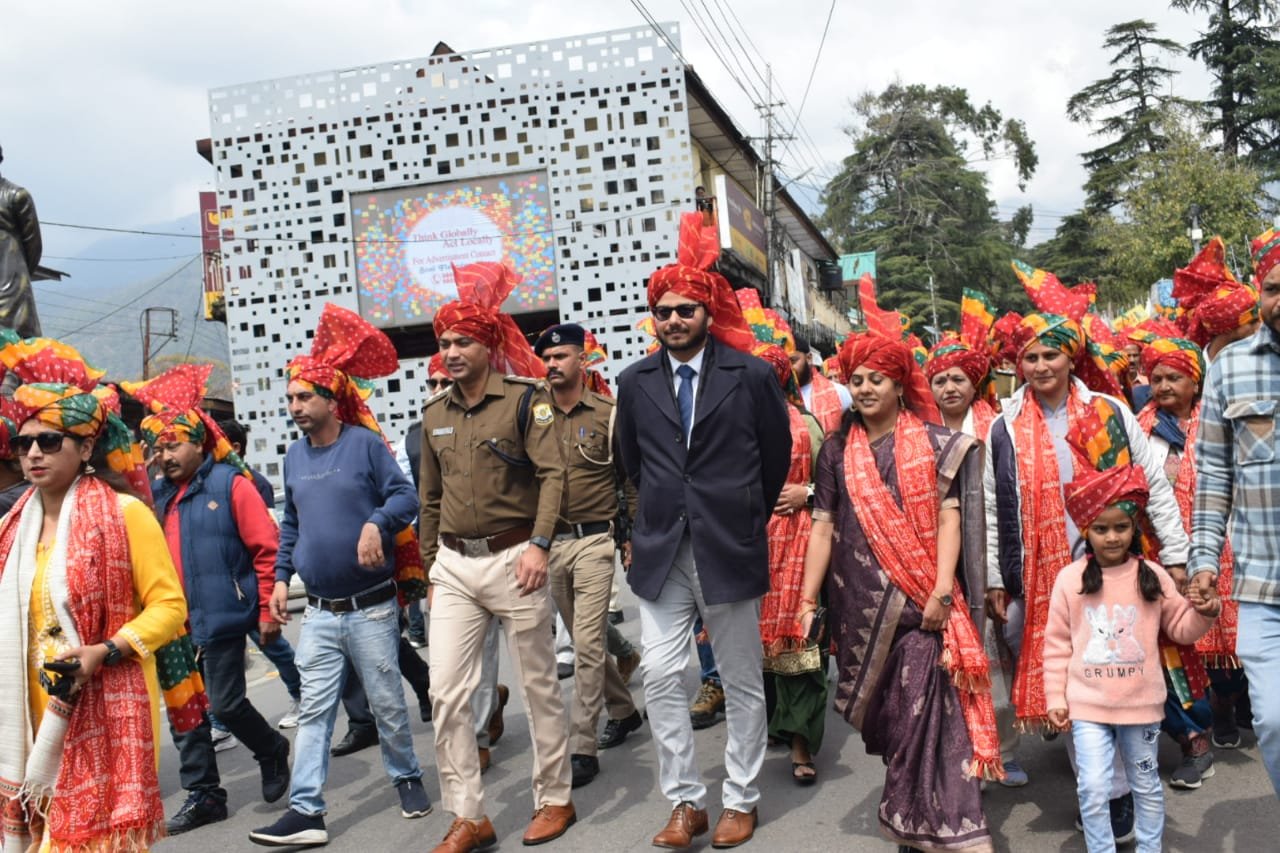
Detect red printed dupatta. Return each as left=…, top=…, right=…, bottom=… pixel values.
left=842, top=411, right=1002, bottom=780
left=1136, top=402, right=1239, bottom=667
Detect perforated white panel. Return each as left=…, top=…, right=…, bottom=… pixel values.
left=208, top=24, right=692, bottom=488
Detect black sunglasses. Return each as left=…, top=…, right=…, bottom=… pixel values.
left=427, top=378, right=453, bottom=390
left=11, top=432, right=70, bottom=456
left=653, top=303, right=702, bottom=321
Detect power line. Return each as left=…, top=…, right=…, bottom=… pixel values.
left=43, top=253, right=197, bottom=263
left=781, top=0, right=837, bottom=166
left=61, top=255, right=201, bottom=338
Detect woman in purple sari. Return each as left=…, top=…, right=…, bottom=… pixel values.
left=798, top=334, right=997, bottom=853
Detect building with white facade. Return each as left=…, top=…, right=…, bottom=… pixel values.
left=202, top=23, right=847, bottom=487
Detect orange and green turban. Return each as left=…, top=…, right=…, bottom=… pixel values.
left=1011, top=312, right=1084, bottom=360
left=1137, top=336, right=1205, bottom=388
left=752, top=342, right=802, bottom=407
left=4, top=355, right=152, bottom=507
left=1252, top=228, right=1280, bottom=286
left=1172, top=237, right=1259, bottom=346
left=121, top=363, right=248, bottom=476
left=287, top=303, right=400, bottom=439
left=1064, top=463, right=1150, bottom=530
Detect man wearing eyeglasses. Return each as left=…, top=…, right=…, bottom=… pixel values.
left=533, top=323, right=643, bottom=790
left=615, top=227, right=791, bottom=850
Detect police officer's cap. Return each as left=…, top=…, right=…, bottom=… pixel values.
left=534, top=323, right=586, bottom=355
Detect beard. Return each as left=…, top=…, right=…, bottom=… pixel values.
left=660, top=321, right=709, bottom=352
left=795, top=361, right=812, bottom=386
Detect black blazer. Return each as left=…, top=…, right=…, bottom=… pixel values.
left=616, top=338, right=792, bottom=605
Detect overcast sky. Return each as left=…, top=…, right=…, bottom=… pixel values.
left=2, top=0, right=1215, bottom=261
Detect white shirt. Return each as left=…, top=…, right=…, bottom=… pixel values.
left=800, top=378, right=852, bottom=413
left=667, top=346, right=707, bottom=443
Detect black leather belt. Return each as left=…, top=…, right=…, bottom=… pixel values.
left=440, top=526, right=534, bottom=558
left=553, top=520, right=612, bottom=540
left=307, top=581, right=397, bottom=613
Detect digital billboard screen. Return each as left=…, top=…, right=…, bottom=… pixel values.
left=351, top=171, right=557, bottom=329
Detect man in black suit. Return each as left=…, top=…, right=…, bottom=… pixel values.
left=616, top=232, right=791, bottom=850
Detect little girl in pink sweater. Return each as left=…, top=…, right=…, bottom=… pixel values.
left=1044, top=464, right=1219, bottom=853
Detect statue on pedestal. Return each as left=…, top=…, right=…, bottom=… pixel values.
left=0, top=145, right=44, bottom=337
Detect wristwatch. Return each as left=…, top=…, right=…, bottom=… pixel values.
left=933, top=592, right=954, bottom=607
left=102, top=639, right=123, bottom=666
left=805, top=484, right=815, bottom=506
left=529, top=535, right=552, bottom=551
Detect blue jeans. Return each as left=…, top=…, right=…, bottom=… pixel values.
left=693, top=616, right=720, bottom=685
left=1238, top=601, right=1280, bottom=796
left=405, top=601, right=426, bottom=641
left=289, top=602, right=422, bottom=816
left=249, top=628, right=303, bottom=701
left=1072, top=720, right=1163, bottom=853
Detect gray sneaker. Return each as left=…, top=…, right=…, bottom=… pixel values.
left=1169, top=747, right=1215, bottom=789
left=396, top=777, right=433, bottom=819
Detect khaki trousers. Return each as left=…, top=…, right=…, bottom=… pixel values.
left=428, top=541, right=572, bottom=819
left=548, top=531, right=637, bottom=755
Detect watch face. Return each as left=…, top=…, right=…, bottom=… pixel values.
left=939, top=595, right=954, bottom=606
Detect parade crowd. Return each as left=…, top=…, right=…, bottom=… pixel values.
left=0, top=211, right=1278, bottom=853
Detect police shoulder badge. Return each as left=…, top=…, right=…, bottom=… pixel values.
left=532, top=402, right=554, bottom=425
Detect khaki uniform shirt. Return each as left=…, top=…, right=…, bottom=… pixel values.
left=418, top=371, right=564, bottom=567
left=551, top=389, right=637, bottom=526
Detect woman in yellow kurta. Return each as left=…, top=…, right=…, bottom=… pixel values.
left=0, top=336, right=199, bottom=853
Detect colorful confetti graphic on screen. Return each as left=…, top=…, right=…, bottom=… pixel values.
left=353, top=172, right=556, bottom=327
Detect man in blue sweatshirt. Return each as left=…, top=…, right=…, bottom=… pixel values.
left=250, top=305, right=431, bottom=848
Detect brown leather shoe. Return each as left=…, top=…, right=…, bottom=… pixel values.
left=521, top=802, right=576, bottom=846
left=711, top=807, right=758, bottom=848
left=652, top=803, right=709, bottom=849
left=478, top=747, right=491, bottom=773
left=487, top=684, right=509, bottom=746
left=431, top=816, right=497, bottom=853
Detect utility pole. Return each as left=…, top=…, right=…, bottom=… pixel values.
left=756, top=64, right=791, bottom=311
left=140, top=307, right=178, bottom=379
left=1189, top=204, right=1203, bottom=254
left=927, top=274, right=940, bottom=345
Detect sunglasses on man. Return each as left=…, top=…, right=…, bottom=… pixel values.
left=10, top=432, right=70, bottom=456
left=652, top=303, right=702, bottom=321
left=427, top=378, right=453, bottom=391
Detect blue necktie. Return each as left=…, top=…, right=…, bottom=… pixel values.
left=676, top=364, right=695, bottom=444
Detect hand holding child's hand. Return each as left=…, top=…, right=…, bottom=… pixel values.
left=1047, top=708, right=1070, bottom=732
left=1189, top=585, right=1221, bottom=618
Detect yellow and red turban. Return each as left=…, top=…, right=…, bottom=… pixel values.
left=1064, top=463, right=1150, bottom=530
left=433, top=262, right=545, bottom=379
left=582, top=329, right=613, bottom=397
left=1252, top=228, right=1280, bottom=286
left=838, top=333, right=941, bottom=423
left=647, top=213, right=755, bottom=352
left=121, top=363, right=248, bottom=476
left=1172, top=237, right=1259, bottom=346
left=1137, top=336, right=1205, bottom=387
left=0, top=335, right=152, bottom=503
left=991, top=311, right=1024, bottom=366
left=0, top=397, right=18, bottom=461
left=823, top=353, right=846, bottom=384
left=287, top=303, right=400, bottom=438
left=1011, top=313, right=1085, bottom=361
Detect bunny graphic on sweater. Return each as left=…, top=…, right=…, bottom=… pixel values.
left=1110, top=604, right=1146, bottom=664
left=1083, top=604, right=1114, bottom=665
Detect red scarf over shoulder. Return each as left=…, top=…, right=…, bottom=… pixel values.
left=843, top=411, right=1002, bottom=780
left=0, top=479, right=176, bottom=851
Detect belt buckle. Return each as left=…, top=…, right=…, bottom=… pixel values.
left=461, top=537, right=490, bottom=558
left=572, top=523, right=585, bottom=538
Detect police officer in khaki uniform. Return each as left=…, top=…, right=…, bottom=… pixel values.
left=533, top=324, right=644, bottom=791
left=420, top=297, right=575, bottom=853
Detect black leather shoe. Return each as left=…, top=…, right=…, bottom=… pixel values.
left=330, top=727, right=379, bottom=757
left=571, top=753, right=599, bottom=788
left=597, top=709, right=644, bottom=750
left=166, top=792, right=229, bottom=835
left=260, top=736, right=291, bottom=803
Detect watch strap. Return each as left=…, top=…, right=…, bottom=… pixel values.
left=529, top=535, right=552, bottom=551
left=102, top=639, right=123, bottom=666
